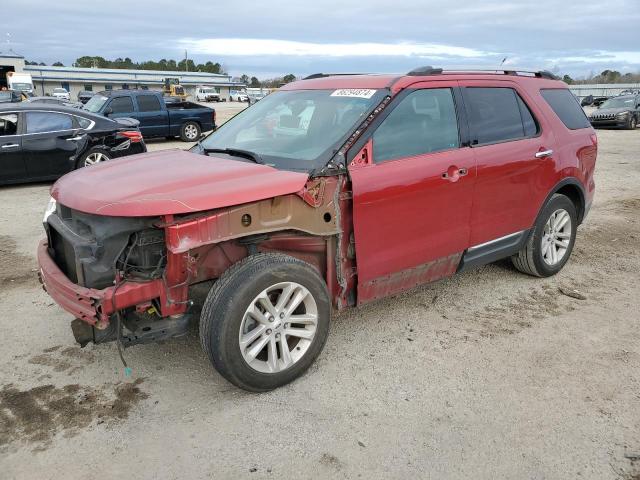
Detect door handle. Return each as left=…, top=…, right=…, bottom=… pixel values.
left=66, top=136, right=84, bottom=142
left=1, top=143, right=19, bottom=149
left=535, top=149, right=553, bottom=158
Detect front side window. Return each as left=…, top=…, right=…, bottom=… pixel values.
left=26, top=112, right=73, bottom=133
left=137, top=95, right=161, bottom=112
left=108, top=96, right=134, bottom=114
left=373, top=88, right=460, bottom=162
left=0, top=113, right=18, bottom=136
left=464, top=87, right=537, bottom=145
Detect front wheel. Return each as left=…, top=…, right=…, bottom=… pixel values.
left=512, top=194, right=577, bottom=277
left=199, top=253, right=331, bottom=392
left=180, top=121, right=201, bottom=142
left=627, top=115, right=637, bottom=130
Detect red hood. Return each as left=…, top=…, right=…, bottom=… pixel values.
left=51, top=149, right=309, bottom=216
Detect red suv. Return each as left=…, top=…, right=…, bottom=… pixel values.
left=38, top=67, right=597, bottom=391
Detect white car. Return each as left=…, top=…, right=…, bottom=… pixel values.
left=195, top=87, right=221, bottom=102
left=229, top=90, right=248, bottom=102
left=52, top=88, right=70, bottom=101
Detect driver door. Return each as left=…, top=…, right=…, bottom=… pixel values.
left=348, top=83, right=476, bottom=303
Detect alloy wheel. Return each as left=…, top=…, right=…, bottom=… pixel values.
left=184, top=124, right=198, bottom=140
left=239, top=281, right=318, bottom=374
left=541, top=208, right=572, bottom=266
left=84, top=152, right=108, bottom=166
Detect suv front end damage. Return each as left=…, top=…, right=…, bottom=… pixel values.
left=38, top=175, right=349, bottom=348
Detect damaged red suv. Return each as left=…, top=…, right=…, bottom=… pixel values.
left=38, top=67, right=597, bottom=391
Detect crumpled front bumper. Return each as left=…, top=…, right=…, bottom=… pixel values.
left=37, top=239, right=164, bottom=329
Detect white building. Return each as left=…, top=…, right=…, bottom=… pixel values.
left=1, top=52, right=245, bottom=100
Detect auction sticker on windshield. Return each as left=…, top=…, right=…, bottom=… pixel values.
left=330, top=89, right=377, bottom=99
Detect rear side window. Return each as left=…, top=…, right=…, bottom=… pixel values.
left=109, top=96, right=134, bottom=114
left=540, top=89, right=591, bottom=130
left=464, top=87, right=538, bottom=145
left=137, top=95, right=161, bottom=112
left=373, top=88, right=460, bottom=162
left=26, top=112, right=73, bottom=133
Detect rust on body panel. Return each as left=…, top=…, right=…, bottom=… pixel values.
left=357, top=253, right=462, bottom=303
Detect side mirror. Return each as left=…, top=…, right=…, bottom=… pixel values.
left=104, top=107, right=113, bottom=116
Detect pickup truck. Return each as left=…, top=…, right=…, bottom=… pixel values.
left=83, top=90, right=216, bottom=141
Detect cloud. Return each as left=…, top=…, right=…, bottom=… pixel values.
left=179, top=38, right=491, bottom=58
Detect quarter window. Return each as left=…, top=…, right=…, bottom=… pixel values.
left=540, top=89, right=591, bottom=130
left=108, top=97, right=134, bottom=114
left=0, top=113, right=18, bottom=136
left=137, top=95, right=161, bottom=112
left=26, top=112, right=73, bottom=133
left=373, top=88, right=460, bottom=162
left=464, top=87, right=537, bottom=145
left=76, top=117, right=93, bottom=129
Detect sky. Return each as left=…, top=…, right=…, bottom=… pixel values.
left=3, top=0, right=639, bottom=79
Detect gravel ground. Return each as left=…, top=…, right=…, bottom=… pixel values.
left=0, top=106, right=639, bottom=479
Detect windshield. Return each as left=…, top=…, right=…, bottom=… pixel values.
left=84, top=95, right=109, bottom=112
left=197, top=88, right=385, bottom=171
left=202, top=88, right=216, bottom=93
left=600, top=97, right=635, bottom=109
left=11, top=83, right=32, bottom=91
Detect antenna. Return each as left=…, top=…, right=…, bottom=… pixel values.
left=495, top=57, right=507, bottom=73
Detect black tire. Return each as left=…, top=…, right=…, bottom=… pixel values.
left=76, top=147, right=111, bottom=169
left=199, top=253, right=331, bottom=392
left=512, top=194, right=578, bottom=277
left=628, top=116, right=637, bottom=130
left=180, top=121, right=201, bottom=142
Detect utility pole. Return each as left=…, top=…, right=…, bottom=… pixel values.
left=185, top=50, right=188, bottom=72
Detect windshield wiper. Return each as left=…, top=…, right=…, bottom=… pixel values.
left=202, top=147, right=264, bottom=164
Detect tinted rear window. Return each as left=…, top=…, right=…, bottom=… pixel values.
left=540, top=89, right=591, bottom=130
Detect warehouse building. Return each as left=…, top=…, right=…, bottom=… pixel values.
left=1, top=52, right=245, bottom=100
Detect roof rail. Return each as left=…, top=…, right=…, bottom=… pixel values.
left=302, top=72, right=372, bottom=80
left=407, top=66, right=443, bottom=76
left=406, top=66, right=559, bottom=80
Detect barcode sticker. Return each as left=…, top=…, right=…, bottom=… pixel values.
left=330, top=89, right=377, bottom=99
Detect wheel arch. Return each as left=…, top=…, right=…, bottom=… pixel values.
left=545, top=178, right=587, bottom=224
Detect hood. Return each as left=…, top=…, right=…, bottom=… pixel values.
left=51, top=149, right=309, bottom=217
left=592, top=107, right=633, bottom=116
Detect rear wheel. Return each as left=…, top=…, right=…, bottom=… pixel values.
left=77, top=147, right=111, bottom=169
left=199, top=253, right=331, bottom=392
left=512, top=194, right=577, bottom=277
left=180, top=121, right=201, bottom=142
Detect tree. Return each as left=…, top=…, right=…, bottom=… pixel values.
left=282, top=74, right=296, bottom=83
left=562, top=74, right=573, bottom=85
left=52, top=61, right=64, bottom=67
left=249, top=76, right=261, bottom=87
left=240, top=74, right=249, bottom=85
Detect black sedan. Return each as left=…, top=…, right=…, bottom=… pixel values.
left=0, top=103, right=146, bottom=185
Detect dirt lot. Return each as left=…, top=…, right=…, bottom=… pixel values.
left=0, top=103, right=639, bottom=479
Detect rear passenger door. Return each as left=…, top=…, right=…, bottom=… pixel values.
left=22, top=111, right=81, bottom=177
left=135, top=94, right=168, bottom=137
left=349, top=83, right=476, bottom=303
left=459, top=81, right=556, bottom=247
